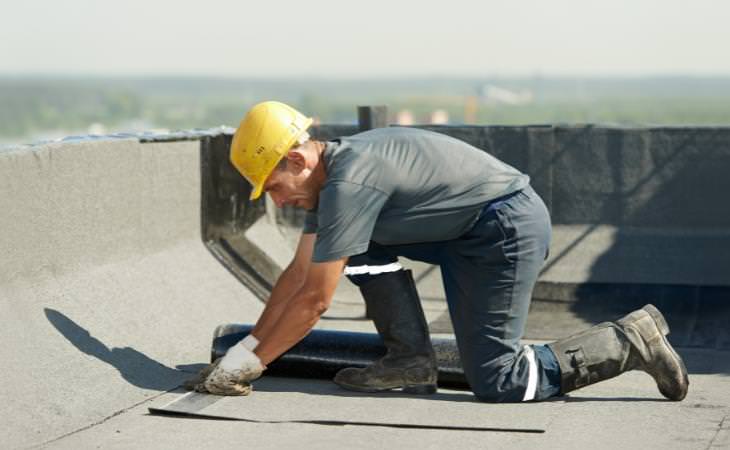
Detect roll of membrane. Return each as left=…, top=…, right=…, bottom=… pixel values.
left=211, top=324, right=468, bottom=389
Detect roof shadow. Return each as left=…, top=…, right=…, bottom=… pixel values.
left=44, top=308, right=205, bottom=391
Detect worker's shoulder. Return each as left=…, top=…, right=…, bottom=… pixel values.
left=349, top=126, right=451, bottom=142
left=336, top=127, right=467, bottom=157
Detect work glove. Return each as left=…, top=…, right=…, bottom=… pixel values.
left=183, top=334, right=263, bottom=396
left=183, top=358, right=220, bottom=391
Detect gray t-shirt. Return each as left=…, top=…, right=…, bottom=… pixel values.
left=304, top=127, right=529, bottom=262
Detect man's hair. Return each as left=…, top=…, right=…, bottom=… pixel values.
left=275, top=157, right=288, bottom=171
left=274, top=132, right=312, bottom=172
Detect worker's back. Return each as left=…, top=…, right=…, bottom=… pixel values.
left=305, top=126, right=529, bottom=261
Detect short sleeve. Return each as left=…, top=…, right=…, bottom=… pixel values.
left=302, top=209, right=318, bottom=234
left=312, top=181, right=389, bottom=262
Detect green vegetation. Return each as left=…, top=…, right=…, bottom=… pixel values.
left=1, top=76, right=729, bottom=144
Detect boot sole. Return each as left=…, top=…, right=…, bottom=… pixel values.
left=335, top=381, right=437, bottom=395
left=403, top=384, right=438, bottom=395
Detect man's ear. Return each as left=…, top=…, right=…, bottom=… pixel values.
left=285, top=149, right=307, bottom=173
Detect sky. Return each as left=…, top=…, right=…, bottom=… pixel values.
left=1, top=0, right=729, bottom=78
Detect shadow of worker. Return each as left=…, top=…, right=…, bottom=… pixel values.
left=44, top=308, right=205, bottom=391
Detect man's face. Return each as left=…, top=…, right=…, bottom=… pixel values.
left=263, top=163, right=317, bottom=210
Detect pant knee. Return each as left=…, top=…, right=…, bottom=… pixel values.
left=466, top=352, right=534, bottom=403
left=472, top=385, right=518, bottom=403
left=465, top=362, right=518, bottom=403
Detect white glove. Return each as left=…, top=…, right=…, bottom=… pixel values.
left=240, top=334, right=260, bottom=351
left=218, top=342, right=264, bottom=373
left=203, top=336, right=265, bottom=395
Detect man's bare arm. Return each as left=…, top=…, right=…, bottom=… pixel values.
left=253, top=257, right=347, bottom=365
left=250, top=233, right=315, bottom=340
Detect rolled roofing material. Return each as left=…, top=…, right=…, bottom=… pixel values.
left=211, top=324, right=468, bottom=388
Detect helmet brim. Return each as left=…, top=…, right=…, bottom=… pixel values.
left=249, top=182, right=265, bottom=201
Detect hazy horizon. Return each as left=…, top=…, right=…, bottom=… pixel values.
left=3, top=0, right=729, bottom=78
left=4, top=74, right=730, bottom=81
left=3, top=75, right=729, bottom=147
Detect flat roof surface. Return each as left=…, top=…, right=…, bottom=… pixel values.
left=40, top=345, right=730, bottom=450
left=5, top=137, right=729, bottom=450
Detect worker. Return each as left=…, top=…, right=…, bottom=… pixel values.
left=187, top=101, right=689, bottom=402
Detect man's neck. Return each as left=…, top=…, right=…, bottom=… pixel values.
left=305, top=140, right=328, bottom=195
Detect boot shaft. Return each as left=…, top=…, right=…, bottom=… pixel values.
left=547, top=323, right=632, bottom=392
left=547, top=304, right=688, bottom=401
left=333, top=269, right=438, bottom=394
left=359, top=269, right=436, bottom=363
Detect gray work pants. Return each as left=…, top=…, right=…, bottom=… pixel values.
left=346, top=184, right=561, bottom=402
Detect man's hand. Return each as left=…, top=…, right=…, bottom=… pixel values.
left=183, top=358, right=252, bottom=395
left=183, top=335, right=264, bottom=396
left=183, top=358, right=223, bottom=392
left=202, top=341, right=265, bottom=395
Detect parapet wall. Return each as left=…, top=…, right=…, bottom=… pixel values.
left=414, top=125, right=730, bottom=228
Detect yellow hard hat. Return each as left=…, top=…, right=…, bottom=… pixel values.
left=230, top=101, right=313, bottom=200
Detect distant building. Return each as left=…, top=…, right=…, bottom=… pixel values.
left=87, top=123, right=107, bottom=135
left=464, top=96, right=479, bottom=124
left=396, top=109, right=415, bottom=126
left=429, top=109, right=449, bottom=125
left=481, top=85, right=533, bottom=105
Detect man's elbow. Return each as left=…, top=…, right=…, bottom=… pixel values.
left=298, top=290, right=331, bottom=318
left=310, top=296, right=331, bottom=317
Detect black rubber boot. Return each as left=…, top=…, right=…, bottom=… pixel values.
left=334, top=269, right=438, bottom=394
left=547, top=304, right=689, bottom=401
